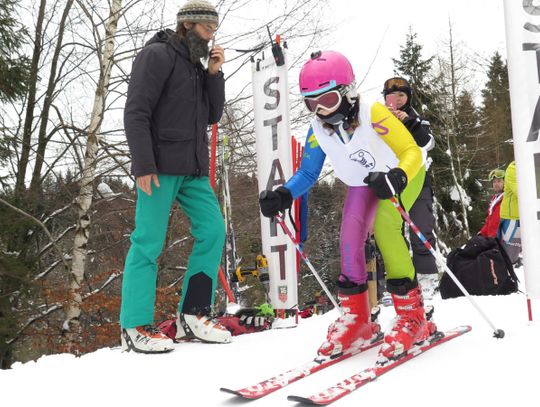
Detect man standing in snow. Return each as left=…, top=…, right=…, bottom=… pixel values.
left=120, top=0, right=232, bottom=353
left=478, top=168, right=505, bottom=238
left=382, top=77, right=439, bottom=299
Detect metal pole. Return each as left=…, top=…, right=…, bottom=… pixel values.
left=274, top=214, right=342, bottom=315
left=209, top=123, right=236, bottom=304
left=389, top=197, right=504, bottom=338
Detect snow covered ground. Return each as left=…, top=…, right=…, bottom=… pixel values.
left=2, top=265, right=537, bottom=407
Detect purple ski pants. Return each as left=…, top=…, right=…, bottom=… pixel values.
left=339, top=186, right=378, bottom=285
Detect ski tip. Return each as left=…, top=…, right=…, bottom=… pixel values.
left=220, top=387, right=243, bottom=397
left=451, top=325, right=472, bottom=333
left=288, top=395, right=322, bottom=405
left=441, top=325, right=472, bottom=338
left=220, top=387, right=263, bottom=400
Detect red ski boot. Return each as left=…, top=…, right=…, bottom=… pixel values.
left=379, top=279, right=437, bottom=360
left=318, top=286, right=381, bottom=358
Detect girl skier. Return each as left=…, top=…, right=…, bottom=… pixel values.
left=259, top=51, right=437, bottom=360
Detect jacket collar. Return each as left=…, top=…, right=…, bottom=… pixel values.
left=145, top=29, right=192, bottom=61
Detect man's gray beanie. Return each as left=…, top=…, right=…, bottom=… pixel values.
left=177, top=0, right=219, bottom=25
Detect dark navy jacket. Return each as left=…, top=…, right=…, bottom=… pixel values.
left=124, top=29, right=225, bottom=177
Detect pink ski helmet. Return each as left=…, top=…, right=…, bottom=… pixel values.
left=299, top=51, right=355, bottom=97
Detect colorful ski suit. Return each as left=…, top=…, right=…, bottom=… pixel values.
left=285, top=102, right=423, bottom=284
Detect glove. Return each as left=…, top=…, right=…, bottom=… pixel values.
left=235, top=307, right=273, bottom=329
left=256, top=303, right=274, bottom=317
left=363, top=167, right=408, bottom=199
left=259, top=186, right=293, bottom=218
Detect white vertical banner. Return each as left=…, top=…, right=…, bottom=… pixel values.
left=503, top=0, right=540, bottom=299
left=252, top=49, right=298, bottom=310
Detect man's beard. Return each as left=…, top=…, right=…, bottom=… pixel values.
left=184, top=29, right=209, bottom=63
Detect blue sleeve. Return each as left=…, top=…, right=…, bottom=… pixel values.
left=284, top=126, right=326, bottom=199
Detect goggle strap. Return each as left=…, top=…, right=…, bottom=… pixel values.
left=301, top=80, right=338, bottom=97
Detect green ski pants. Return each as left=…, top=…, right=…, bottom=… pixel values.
left=374, top=166, right=426, bottom=281
left=120, top=175, right=225, bottom=328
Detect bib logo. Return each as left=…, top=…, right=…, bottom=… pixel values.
left=350, top=149, right=376, bottom=169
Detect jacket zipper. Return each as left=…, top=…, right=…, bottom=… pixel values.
left=194, top=68, right=201, bottom=177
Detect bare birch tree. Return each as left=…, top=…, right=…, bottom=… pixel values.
left=433, top=21, right=478, bottom=240
left=65, top=0, right=123, bottom=347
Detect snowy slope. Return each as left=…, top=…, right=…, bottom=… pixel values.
left=1, top=266, right=537, bottom=407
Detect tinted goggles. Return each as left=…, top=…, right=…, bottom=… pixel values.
left=488, top=169, right=505, bottom=181
left=384, top=77, right=409, bottom=90
left=303, top=90, right=342, bottom=113
left=383, top=77, right=411, bottom=95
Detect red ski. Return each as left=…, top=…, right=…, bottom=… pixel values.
left=220, top=333, right=383, bottom=400
left=287, top=325, right=471, bottom=405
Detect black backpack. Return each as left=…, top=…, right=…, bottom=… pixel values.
left=440, top=235, right=519, bottom=299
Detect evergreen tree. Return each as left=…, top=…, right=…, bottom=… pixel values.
left=456, top=91, right=481, bottom=150
left=455, top=90, right=485, bottom=234
left=480, top=52, right=513, bottom=168
left=392, top=29, right=437, bottom=119
left=0, top=0, right=30, bottom=172
left=0, top=0, right=30, bottom=102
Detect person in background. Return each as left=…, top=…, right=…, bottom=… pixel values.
left=382, top=77, right=438, bottom=300
left=478, top=168, right=505, bottom=238
left=498, top=161, right=521, bottom=264
left=259, top=51, right=437, bottom=361
left=120, top=0, right=231, bottom=353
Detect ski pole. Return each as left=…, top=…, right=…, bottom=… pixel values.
left=209, top=123, right=236, bottom=304
left=274, top=213, right=342, bottom=315
left=389, top=197, right=505, bottom=338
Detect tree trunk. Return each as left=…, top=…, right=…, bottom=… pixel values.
left=15, top=0, right=47, bottom=198
left=28, top=0, right=75, bottom=201
left=446, top=24, right=470, bottom=238
left=65, top=0, right=123, bottom=351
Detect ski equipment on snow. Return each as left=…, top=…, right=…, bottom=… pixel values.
left=379, top=282, right=437, bottom=359
left=175, top=313, right=232, bottom=343
left=287, top=325, right=472, bottom=405
left=317, top=289, right=381, bottom=357
left=121, top=325, right=174, bottom=354
left=208, top=123, right=236, bottom=304
left=220, top=333, right=383, bottom=399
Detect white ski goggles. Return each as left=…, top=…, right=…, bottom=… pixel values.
left=303, top=90, right=342, bottom=113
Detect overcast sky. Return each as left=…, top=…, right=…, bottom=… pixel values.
left=128, top=1, right=507, bottom=101
left=15, top=0, right=509, bottom=134
left=325, top=0, right=508, bottom=100
left=207, top=0, right=508, bottom=103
